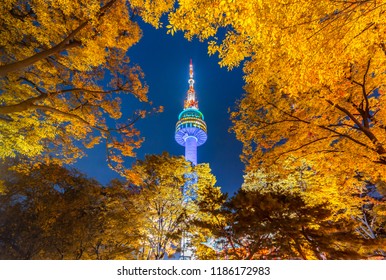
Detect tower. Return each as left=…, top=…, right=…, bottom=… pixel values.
left=175, top=60, right=207, bottom=166
left=175, top=60, right=207, bottom=260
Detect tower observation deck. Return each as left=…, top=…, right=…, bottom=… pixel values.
left=175, top=60, right=207, bottom=166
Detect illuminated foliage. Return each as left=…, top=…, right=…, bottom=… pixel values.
left=189, top=166, right=381, bottom=260
left=124, top=153, right=193, bottom=259
left=189, top=163, right=227, bottom=259
left=0, top=0, right=173, bottom=173
left=125, top=154, right=226, bottom=260
left=0, top=161, right=138, bottom=259
left=241, top=161, right=364, bottom=220
left=0, top=155, right=225, bottom=260
left=187, top=175, right=367, bottom=259
left=353, top=182, right=386, bottom=258
left=222, top=189, right=365, bottom=260
left=241, top=167, right=386, bottom=259
left=167, top=0, right=386, bottom=240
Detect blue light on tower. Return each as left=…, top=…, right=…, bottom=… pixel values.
left=174, top=60, right=207, bottom=260
left=175, top=60, right=207, bottom=166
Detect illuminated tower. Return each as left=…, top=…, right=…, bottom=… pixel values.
left=175, top=60, right=207, bottom=166
left=175, top=60, right=207, bottom=260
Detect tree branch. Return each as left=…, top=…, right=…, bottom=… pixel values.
left=273, top=136, right=334, bottom=162
left=0, top=85, right=126, bottom=115
left=325, top=98, right=386, bottom=154
left=0, top=0, right=118, bottom=76
left=264, top=97, right=372, bottom=151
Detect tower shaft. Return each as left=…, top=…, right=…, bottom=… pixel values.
left=185, top=136, right=198, bottom=166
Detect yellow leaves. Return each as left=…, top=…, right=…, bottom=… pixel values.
left=129, top=0, right=175, bottom=28
left=118, top=143, right=136, bottom=157
left=122, top=153, right=196, bottom=259
left=166, top=24, right=177, bottom=35
left=169, top=0, right=386, bottom=102
left=0, top=180, right=5, bottom=194
left=231, top=60, right=386, bottom=213
left=0, top=162, right=143, bottom=259
left=0, top=0, right=162, bottom=171
left=83, top=136, right=102, bottom=149
left=203, top=0, right=386, bottom=202
left=0, top=111, right=59, bottom=158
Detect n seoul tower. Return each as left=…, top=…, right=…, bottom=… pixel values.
left=175, top=60, right=207, bottom=260
left=175, top=60, right=207, bottom=166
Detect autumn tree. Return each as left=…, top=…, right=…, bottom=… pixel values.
left=0, top=160, right=156, bottom=259
left=241, top=165, right=386, bottom=259
left=190, top=164, right=378, bottom=260
left=0, top=0, right=174, bottom=173
left=188, top=163, right=228, bottom=260
left=241, top=160, right=365, bottom=221
left=353, top=182, right=386, bottom=259
left=124, top=152, right=194, bottom=259
left=187, top=175, right=367, bottom=259
left=99, top=178, right=149, bottom=260
left=221, top=189, right=365, bottom=260
left=167, top=0, right=386, bottom=210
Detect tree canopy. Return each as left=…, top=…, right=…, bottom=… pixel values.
left=0, top=0, right=174, bottom=173
left=0, top=161, right=139, bottom=259
left=166, top=5, right=386, bottom=255
left=223, top=188, right=365, bottom=260
left=168, top=0, right=386, bottom=195
left=1, top=0, right=385, bottom=261
left=124, top=153, right=193, bottom=259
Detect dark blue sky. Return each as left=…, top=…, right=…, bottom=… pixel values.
left=74, top=21, right=245, bottom=195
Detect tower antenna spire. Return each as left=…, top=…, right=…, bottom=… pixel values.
left=185, top=59, right=198, bottom=109
left=189, top=58, right=193, bottom=78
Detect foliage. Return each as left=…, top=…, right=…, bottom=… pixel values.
left=0, top=160, right=139, bottom=259
left=0, top=154, right=226, bottom=260
left=242, top=166, right=386, bottom=259
left=221, top=189, right=365, bottom=260
left=0, top=0, right=174, bottom=173
left=124, top=152, right=193, bottom=259
left=241, top=161, right=364, bottom=220
left=352, top=182, right=386, bottom=258
left=189, top=164, right=381, bottom=260
left=189, top=163, right=228, bottom=259
left=168, top=0, right=386, bottom=216
left=125, top=154, right=228, bottom=260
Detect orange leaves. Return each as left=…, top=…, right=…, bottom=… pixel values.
left=0, top=0, right=172, bottom=173
left=124, top=168, right=143, bottom=186
left=169, top=0, right=386, bottom=98
left=83, top=136, right=102, bottom=149
left=167, top=0, right=386, bottom=214
left=122, top=153, right=194, bottom=259
left=129, top=0, right=175, bottom=28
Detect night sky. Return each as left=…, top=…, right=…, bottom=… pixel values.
left=74, top=20, right=245, bottom=196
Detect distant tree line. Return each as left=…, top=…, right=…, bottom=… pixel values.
left=1, top=153, right=384, bottom=260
